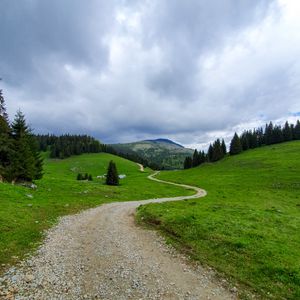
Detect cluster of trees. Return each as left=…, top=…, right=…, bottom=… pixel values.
left=0, top=89, right=43, bottom=183
left=106, top=160, right=119, bottom=186
left=77, top=173, right=93, bottom=181
left=184, top=120, right=300, bottom=169
left=36, top=134, right=105, bottom=159
left=184, top=139, right=226, bottom=169
left=230, top=120, right=300, bottom=155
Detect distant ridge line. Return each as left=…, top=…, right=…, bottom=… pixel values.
left=143, top=138, right=184, bottom=148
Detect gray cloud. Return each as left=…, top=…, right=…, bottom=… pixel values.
left=1, top=0, right=299, bottom=148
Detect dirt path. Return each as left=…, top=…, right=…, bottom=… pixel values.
left=0, top=171, right=235, bottom=300
left=137, top=163, right=144, bottom=172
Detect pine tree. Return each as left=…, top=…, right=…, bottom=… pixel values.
left=192, top=149, right=200, bottom=167
left=294, top=120, right=300, bottom=140
left=229, top=133, right=243, bottom=155
left=212, top=139, right=223, bottom=162
left=221, top=139, right=227, bottom=155
left=10, top=111, right=37, bottom=182
left=207, top=144, right=214, bottom=162
left=183, top=156, right=192, bottom=169
left=0, top=88, right=13, bottom=181
left=106, top=160, right=119, bottom=186
left=282, top=121, right=292, bottom=141
left=77, top=173, right=82, bottom=180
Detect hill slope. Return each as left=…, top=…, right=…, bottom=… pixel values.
left=137, top=141, right=300, bottom=299
left=111, top=139, right=193, bottom=169
left=0, top=153, right=192, bottom=273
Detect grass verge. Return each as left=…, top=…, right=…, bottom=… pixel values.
left=0, top=153, right=193, bottom=273
left=137, top=141, right=300, bottom=299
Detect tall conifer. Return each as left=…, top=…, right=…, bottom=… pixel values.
left=229, top=133, right=243, bottom=155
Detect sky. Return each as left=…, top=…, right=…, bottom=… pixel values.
left=1, top=0, right=300, bottom=149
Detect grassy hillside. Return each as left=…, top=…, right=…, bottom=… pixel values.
left=137, top=141, right=300, bottom=299
left=112, top=139, right=193, bottom=169
left=0, top=153, right=193, bottom=273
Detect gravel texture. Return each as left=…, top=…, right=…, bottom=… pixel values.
left=0, top=171, right=236, bottom=299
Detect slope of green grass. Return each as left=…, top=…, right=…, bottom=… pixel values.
left=0, top=153, right=193, bottom=273
left=137, top=141, right=300, bottom=299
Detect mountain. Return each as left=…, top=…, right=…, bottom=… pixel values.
left=111, top=139, right=193, bottom=169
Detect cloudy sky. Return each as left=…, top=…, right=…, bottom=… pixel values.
left=1, top=0, right=300, bottom=149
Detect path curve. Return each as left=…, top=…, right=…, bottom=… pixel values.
left=0, top=169, right=235, bottom=300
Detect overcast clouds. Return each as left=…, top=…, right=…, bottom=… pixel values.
left=1, top=0, right=300, bottom=149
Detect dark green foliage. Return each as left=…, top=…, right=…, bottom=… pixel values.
left=106, top=160, right=119, bottom=186
left=184, top=156, right=193, bottom=169
left=35, top=134, right=104, bottom=159
left=211, top=139, right=224, bottom=162
left=295, top=120, right=300, bottom=140
left=221, top=139, right=226, bottom=155
left=0, top=87, right=43, bottom=182
left=76, top=173, right=93, bottom=181
left=10, top=111, right=38, bottom=182
left=283, top=121, right=293, bottom=141
left=230, top=133, right=243, bottom=155
left=0, top=88, right=13, bottom=181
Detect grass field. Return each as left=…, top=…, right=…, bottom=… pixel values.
left=0, top=153, right=193, bottom=273
left=137, top=141, right=300, bottom=299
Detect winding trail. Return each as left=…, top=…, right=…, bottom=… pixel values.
left=0, top=166, right=235, bottom=300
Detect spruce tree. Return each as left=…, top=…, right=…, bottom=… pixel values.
left=183, top=156, right=192, bottom=169
left=283, top=121, right=293, bottom=141
left=0, top=88, right=13, bottom=181
left=106, top=160, right=119, bottom=186
left=192, top=149, right=200, bottom=167
left=221, top=139, right=227, bottom=155
left=10, top=111, right=37, bottom=182
left=229, top=133, right=243, bottom=155
left=212, top=139, right=223, bottom=162
left=294, top=120, right=300, bottom=140
left=207, top=144, right=214, bottom=162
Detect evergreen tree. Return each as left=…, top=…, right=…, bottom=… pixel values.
left=0, top=88, right=13, bottom=181
left=240, top=132, right=249, bottom=151
left=10, top=111, right=38, bottom=182
left=192, top=149, right=200, bottom=167
left=106, top=160, right=119, bottom=186
left=282, top=121, right=293, bottom=141
left=77, top=173, right=82, bottom=180
left=212, top=139, right=223, bottom=162
left=183, top=156, right=192, bottom=169
left=265, top=122, right=273, bottom=145
left=88, top=174, right=93, bottom=181
left=207, top=144, right=214, bottom=162
left=294, top=120, right=300, bottom=140
left=229, top=133, right=243, bottom=155
left=221, top=139, right=227, bottom=155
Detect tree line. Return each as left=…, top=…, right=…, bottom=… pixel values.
left=184, top=138, right=227, bottom=169
left=35, top=134, right=157, bottom=169
left=0, top=89, right=43, bottom=183
left=184, top=120, right=300, bottom=169
left=229, top=120, right=300, bottom=155
left=36, top=134, right=105, bottom=159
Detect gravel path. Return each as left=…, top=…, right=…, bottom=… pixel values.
left=0, top=170, right=236, bottom=300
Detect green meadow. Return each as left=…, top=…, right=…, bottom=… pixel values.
left=137, top=141, right=300, bottom=299
left=0, top=153, right=192, bottom=272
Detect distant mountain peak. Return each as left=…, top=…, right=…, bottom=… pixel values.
left=144, top=138, right=184, bottom=148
